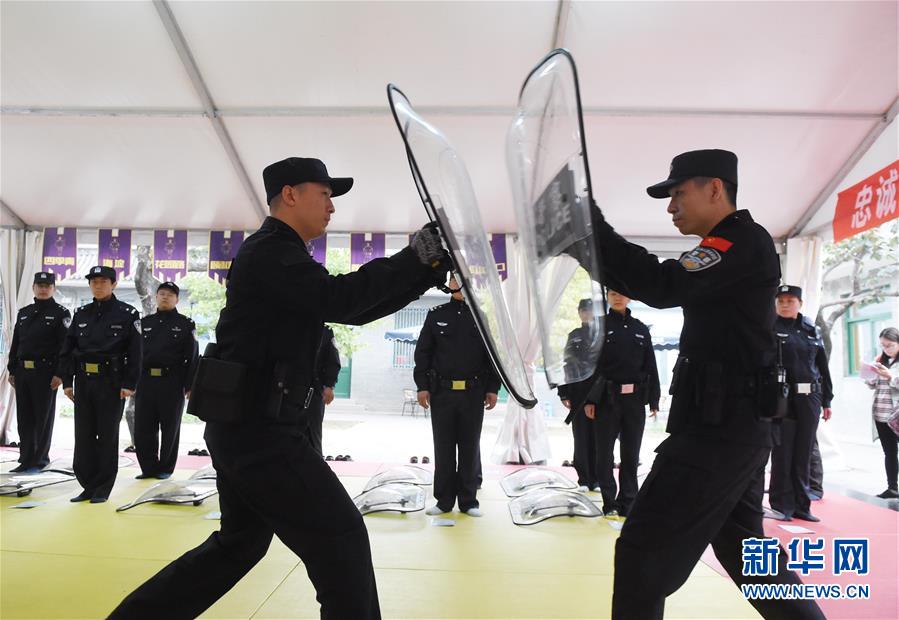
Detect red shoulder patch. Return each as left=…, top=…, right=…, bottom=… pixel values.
left=700, top=236, right=734, bottom=252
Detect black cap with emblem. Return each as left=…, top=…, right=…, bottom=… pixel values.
left=157, top=281, right=180, bottom=296
left=577, top=298, right=593, bottom=311
left=33, top=271, right=56, bottom=285
left=646, top=149, right=738, bottom=199
left=775, top=284, right=802, bottom=301
left=85, top=265, right=117, bottom=282
left=263, top=157, right=354, bottom=205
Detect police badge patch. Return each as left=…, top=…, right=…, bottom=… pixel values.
left=679, top=246, right=722, bottom=272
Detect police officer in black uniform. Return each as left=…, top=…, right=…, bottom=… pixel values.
left=110, top=157, right=448, bottom=620
left=414, top=275, right=500, bottom=517
left=134, top=281, right=199, bottom=479
left=768, top=285, right=833, bottom=522
left=558, top=298, right=601, bottom=491
left=6, top=272, right=70, bottom=473
left=304, top=325, right=341, bottom=456
left=586, top=289, right=660, bottom=517
left=583, top=150, right=823, bottom=619
left=59, top=265, right=141, bottom=503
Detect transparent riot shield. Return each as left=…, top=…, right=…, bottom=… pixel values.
left=354, top=483, right=426, bottom=515
left=499, top=466, right=578, bottom=498
left=387, top=84, right=537, bottom=409
left=362, top=465, right=434, bottom=493
left=0, top=470, right=76, bottom=497
left=506, top=49, right=606, bottom=388
left=508, top=488, right=602, bottom=525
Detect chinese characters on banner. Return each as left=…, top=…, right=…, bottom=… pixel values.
left=153, top=229, right=188, bottom=282
left=833, top=159, right=898, bottom=242
left=41, top=227, right=77, bottom=281
left=307, top=233, right=327, bottom=265
left=208, top=230, right=244, bottom=284
left=98, top=229, right=132, bottom=280
left=490, top=233, right=508, bottom=281
left=350, top=233, right=385, bottom=271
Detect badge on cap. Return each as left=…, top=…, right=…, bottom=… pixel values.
left=93, top=267, right=101, bottom=274
left=780, top=285, right=789, bottom=292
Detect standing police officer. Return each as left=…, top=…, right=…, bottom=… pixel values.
left=586, top=289, right=659, bottom=517
left=110, top=157, right=448, bottom=619
left=59, top=265, right=141, bottom=503
left=6, top=272, right=69, bottom=473
left=304, top=325, right=341, bottom=456
left=769, top=285, right=833, bottom=522
left=584, top=150, right=823, bottom=619
left=134, top=281, right=199, bottom=479
left=414, top=275, right=500, bottom=517
left=558, top=298, right=601, bottom=492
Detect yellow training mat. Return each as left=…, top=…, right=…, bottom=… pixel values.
left=1, top=468, right=760, bottom=619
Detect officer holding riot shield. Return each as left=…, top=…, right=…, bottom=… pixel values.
left=768, top=285, right=833, bottom=522
left=303, top=325, right=341, bottom=456
left=110, top=157, right=448, bottom=620
left=585, top=150, right=823, bottom=619
left=585, top=289, right=659, bottom=517
left=134, top=281, right=199, bottom=479
left=59, top=266, right=141, bottom=503
left=414, top=275, right=500, bottom=517
left=6, top=272, right=69, bottom=472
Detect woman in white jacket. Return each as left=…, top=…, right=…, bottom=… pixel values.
left=866, top=327, right=899, bottom=499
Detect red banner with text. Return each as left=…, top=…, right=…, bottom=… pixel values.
left=833, top=159, right=898, bottom=242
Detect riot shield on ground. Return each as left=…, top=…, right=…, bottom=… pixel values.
left=388, top=84, right=537, bottom=408
left=506, top=49, right=606, bottom=388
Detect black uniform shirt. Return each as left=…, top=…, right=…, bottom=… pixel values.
left=598, top=309, right=661, bottom=410
left=59, top=294, right=142, bottom=390
left=594, top=207, right=780, bottom=446
left=215, top=216, right=438, bottom=418
left=775, top=313, right=833, bottom=408
left=315, top=326, right=341, bottom=389
left=7, top=297, right=70, bottom=376
left=140, top=308, right=199, bottom=391
left=413, top=298, right=501, bottom=394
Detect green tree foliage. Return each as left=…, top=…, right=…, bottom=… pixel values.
left=179, top=272, right=227, bottom=340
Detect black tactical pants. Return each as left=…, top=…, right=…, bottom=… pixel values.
left=430, top=389, right=485, bottom=512
left=303, top=388, right=326, bottom=456
left=13, top=368, right=57, bottom=469
left=594, top=393, right=645, bottom=515
left=612, top=432, right=824, bottom=620
left=73, top=374, right=125, bottom=498
left=571, top=408, right=597, bottom=487
left=134, top=374, right=185, bottom=476
left=769, top=393, right=821, bottom=517
left=109, top=412, right=380, bottom=620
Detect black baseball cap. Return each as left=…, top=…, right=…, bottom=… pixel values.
left=578, top=298, right=593, bottom=311
left=33, top=272, right=56, bottom=285
left=263, top=157, right=353, bottom=205
left=86, top=265, right=117, bottom=282
left=157, top=281, right=180, bottom=296
left=776, top=285, right=802, bottom=301
left=646, top=149, right=738, bottom=199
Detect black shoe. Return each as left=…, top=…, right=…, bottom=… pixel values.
left=876, top=488, right=899, bottom=499
left=410, top=456, right=418, bottom=464
left=562, top=459, right=570, bottom=467
left=793, top=510, right=820, bottom=523
left=9, top=464, right=28, bottom=473
left=343, top=455, right=353, bottom=462
left=325, top=455, right=334, bottom=461
left=187, top=449, right=199, bottom=456
left=197, top=449, right=209, bottom=457
left=90, top=495, right=108, bottom=504
left=70, top=490, right=92, bottom=503
left=135, top=473, right=154, bottom=479
left=613, top=462, right=620, bottom=469
left=124, top=445, right=136, bottom=453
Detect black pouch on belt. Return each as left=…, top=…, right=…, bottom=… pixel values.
left=187, top=344, right=248, bottom=424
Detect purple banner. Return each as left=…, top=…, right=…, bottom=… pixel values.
left=98, top=229, right=132, bottom=280
left=306, top=234, right=327, bottom=265
left=153, top=229, right=188, bottom=282
left=41, top=227, right=77, bottom=282
left=490, top=233, right=508, bottom=281
left=350, top=233, right=385, bottom=271
left=208, top=230, right=244, bottom=284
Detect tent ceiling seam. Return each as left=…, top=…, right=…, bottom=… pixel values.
left=152, top=0, right=266, bottom=224
left=0, top=199, right=27, bottom=229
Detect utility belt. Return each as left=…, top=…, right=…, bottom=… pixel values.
left=17, top=358, right=56, bottom=371
left=790, top=380, right=822, bottom=395
left=188, top=344, right=314, bottom=425
left=436, top=376, right=482, bottom=392
left=142, top=365, right=183, bottom=378
left=76, top=354, right=123, bottom=377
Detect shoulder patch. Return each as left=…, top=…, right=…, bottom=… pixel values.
left=63, top=316, right=72, bottom=328
left=679, top=246, right=723, bottom=272
left=699, top=236, right=734, bottom=253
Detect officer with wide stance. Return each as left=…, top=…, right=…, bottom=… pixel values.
left=109, top=157, right=448, bottom=619
left=6, top=272, right=69, bottom=472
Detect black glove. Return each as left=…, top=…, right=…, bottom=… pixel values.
left=410, top=222, right=447, bottom=266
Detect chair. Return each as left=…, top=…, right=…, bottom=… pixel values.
left=401, top=389, right=420, bottom=417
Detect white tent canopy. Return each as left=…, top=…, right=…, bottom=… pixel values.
left=2, top=1, right=897, bottom=243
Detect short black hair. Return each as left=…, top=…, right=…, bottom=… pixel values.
left=694, top=177, right=738, bottom=207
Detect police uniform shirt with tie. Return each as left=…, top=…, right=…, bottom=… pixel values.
left=588, top=307, right=660, bottom=516
left=413, top=297, right=501, bottom=513
left=589, top=149, right=824, bottom=620
left=769, top=285, right=833, bottom=520
left=6, top=272, right=70, bottom=471
left=134, top=284, right=199, bottom=478
left=59, top=266, right=142, bottom=500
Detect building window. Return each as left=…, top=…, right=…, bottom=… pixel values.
left=392, top=307, right=429, bottom=368
left=845, top=301, right=894, bottom=376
